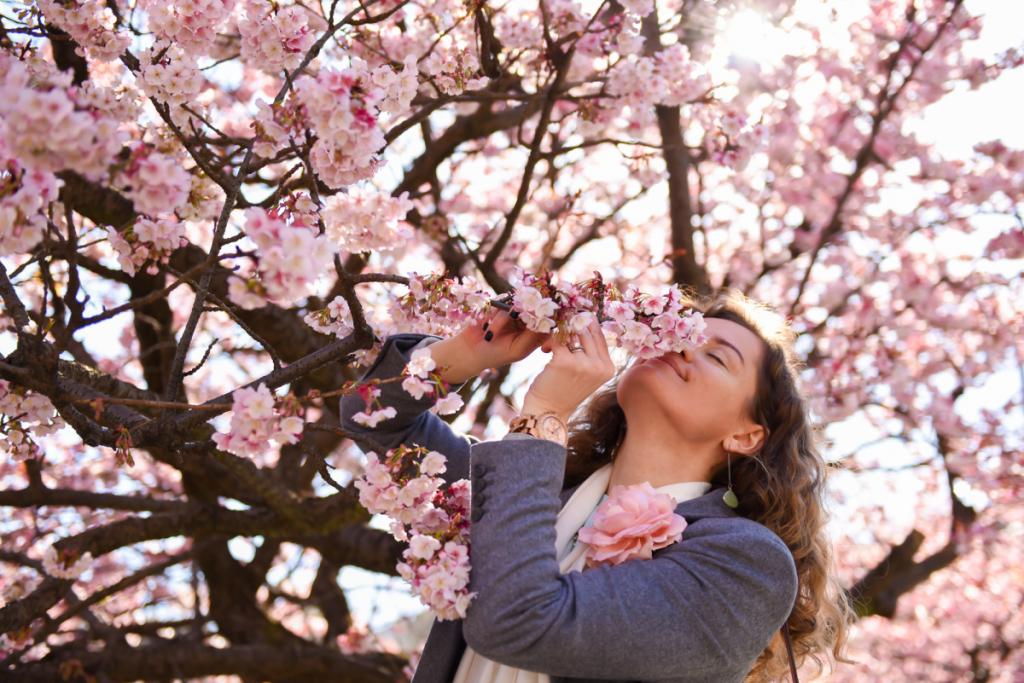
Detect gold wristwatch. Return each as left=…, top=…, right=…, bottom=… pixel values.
left=507, top=411, right=569, bottom=446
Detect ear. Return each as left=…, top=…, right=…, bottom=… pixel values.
left=723, top=423, right=766, bottom=457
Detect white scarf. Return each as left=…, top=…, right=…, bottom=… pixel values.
left=453, top=462, right=711, bottom=682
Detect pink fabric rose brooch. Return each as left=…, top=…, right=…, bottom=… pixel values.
left=577, top=482, right=688, bottom=569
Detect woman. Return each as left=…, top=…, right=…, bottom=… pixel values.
left=340, top=287, right=851, bottom=682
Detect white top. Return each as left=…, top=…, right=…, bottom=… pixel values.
left=453, top=462, right=711, bottom=682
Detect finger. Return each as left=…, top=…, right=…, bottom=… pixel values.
left=587, top=316, right=612, bottom=364
left=510, top=328, right=547, bottom=357
left=484, top=309, right=512, bottom=342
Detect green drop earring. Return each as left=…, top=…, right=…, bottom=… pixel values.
left=723, top=450, right=739, bottom=509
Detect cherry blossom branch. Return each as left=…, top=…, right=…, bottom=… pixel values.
left=2, top=641, right=404, bottom=683
left=788, top=0, right=966, bottom=316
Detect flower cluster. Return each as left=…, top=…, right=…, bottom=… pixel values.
left=141, top=0, right=237, bottom=54
left=607, top=43, right=709, bottom=113
left=0, top=380, right=65, bottom=462
left=292, top=62, right=391, bottom=188
left=619, top=0, right=655, bottom=17
left=36, top=0, right=131, bottom=62
left=0, top=158, right=63, bottom=257
left=0, top=56, right=126, bottom=181
left=41, top=545, right=94, bottom=580
left=348, top=382, right=397, bottom=428
left=211, top=383, right=304, bottom=458
left=321, top=186, right=415, bottom=253
left=337, top=622, right=373, bottom=655
left=599, top=284, right=709, bottom=360
left=228, top=205, right=334, bottom=309
left=403, top=347, right=464, bottom=415
left=577, top=482, right=687, bottom=568
left=115, top=143, right=192, bottom=218
left=136, top=42, right=206, bottom=109
left=353, top=445, right=475, bottom=620
left=706, top=107, right=769, bottom=171
left=106, top=217, right=188, bottom=276
left=420, top=47, right=490, bottom=97
left=304, top=295, right=354, bottom=338
left=179, top=171, right=226, bottom=222
left=239, top=0, right=316, bottom=73
left=390, top=271, right=494, bottom=338
left=0, top=571, right=42, bottom=609
left=250, top=97, right=303, bottom=159
left=369, top=54, right=420, bottom=118
left=502, top=265, right=709, bottom=360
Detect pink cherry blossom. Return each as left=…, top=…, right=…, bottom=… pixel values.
left=41, top=545, right=94, bottom=580
left=211, top=383, right=304, bottom=459
left=36, top=0, right=131, bottom=62
left=322, top=187, right=415, bottom=253
left=115, top=143, right=192, bottom=217
left=106, top=217, right=188, bottom=276
left=239, top=0, right=316, bottom=73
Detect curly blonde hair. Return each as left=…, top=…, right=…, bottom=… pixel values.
left=562, top=287, right=853, bottom=681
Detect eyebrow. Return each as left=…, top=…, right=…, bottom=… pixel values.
left=710, top=336, right=745, bottom=367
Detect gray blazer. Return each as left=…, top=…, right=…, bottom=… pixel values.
left=340, top=333, right=798, bottom=683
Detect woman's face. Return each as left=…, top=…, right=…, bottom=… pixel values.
left=616, top=317, right=766, bottom=451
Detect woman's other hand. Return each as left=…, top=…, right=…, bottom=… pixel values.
left=428, top=307, right=551, bottom=384
left=521, top=313, right=616, bottom=421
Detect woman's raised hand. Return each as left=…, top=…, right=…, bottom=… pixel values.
left=428, top=307, right=551, bottom=384
left=521, top=313, right=616, bottom=421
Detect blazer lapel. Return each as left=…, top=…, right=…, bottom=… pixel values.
left=673, top=486, right=739, bottom=521
left=561, top=481, right=736, bottom=519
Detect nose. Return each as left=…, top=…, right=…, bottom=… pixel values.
left=678, top=346, right=694, bottom=363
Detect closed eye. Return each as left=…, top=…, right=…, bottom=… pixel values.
left=709, top=353, right=726, bottom=367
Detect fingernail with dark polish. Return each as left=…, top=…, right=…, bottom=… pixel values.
left=483, top=321, right=490, bottom=331
left=484, top=331, right=493, bottom=341
left=509, top=311, right=519, bottom=319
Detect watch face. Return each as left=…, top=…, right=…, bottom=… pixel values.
left=540, top=414, right=567, bottom=441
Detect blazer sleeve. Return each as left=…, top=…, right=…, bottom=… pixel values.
left=338, top=333, right=479, bottom=488
left=461, top=437, right=799, bottom=680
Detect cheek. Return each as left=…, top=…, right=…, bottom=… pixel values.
left=617, top=364, right=730, bottom=435
left=610, top=362, right=716, bottom=421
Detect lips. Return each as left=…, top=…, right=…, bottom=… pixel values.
left=651, top=356, right=687, bottom=381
